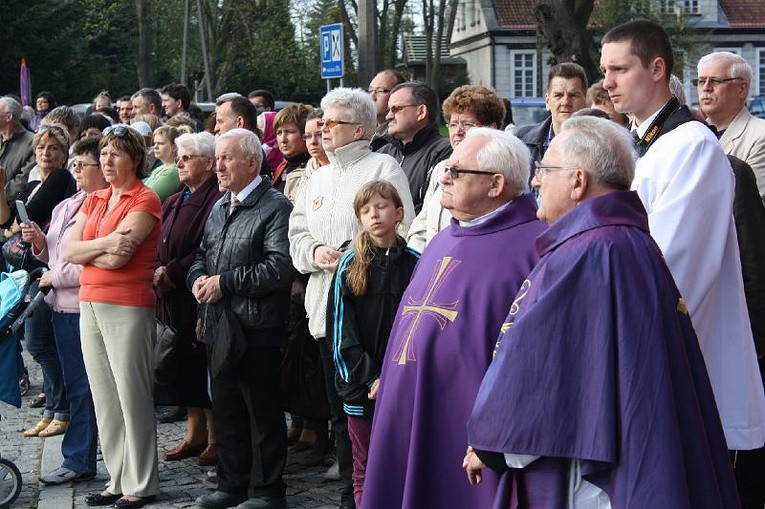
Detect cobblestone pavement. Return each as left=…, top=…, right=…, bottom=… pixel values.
left=1, top=351, right=343, bottom=508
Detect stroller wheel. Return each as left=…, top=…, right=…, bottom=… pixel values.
left=0, top=457, right=22, bottom=508
left=18, top=368, right=30, bottom=397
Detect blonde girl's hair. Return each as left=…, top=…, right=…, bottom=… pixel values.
left=346, top=180, right=405, bottom=296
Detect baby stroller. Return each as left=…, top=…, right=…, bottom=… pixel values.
left=0, top=268, right=49, bottom=508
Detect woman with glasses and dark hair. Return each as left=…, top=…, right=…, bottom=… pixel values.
left=20, top=137, right=108, bottom=485
left=65, top=124, right=162, bottom=508
left=406, top=85, right=506, bottom=252
left=0, top=123, right=76, bottom=439
left=154, top=132, right=222, bottom=467
left=288, top=87, right=414, bottom=508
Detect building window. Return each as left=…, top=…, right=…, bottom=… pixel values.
left=759, top=49, right=765, bottom=95
left=659, top=0, right=699, bottom=14
left=511, top=51, right=535, bottom=97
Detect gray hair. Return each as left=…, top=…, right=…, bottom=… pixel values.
left=464, top=127, right=530, bottom=196
left=176, top=131, right=216, bottom=159
left=697, top=51, right=753, bottom=86
left=669, top=74, right=686, bottom=105
left=320, top=88, right=377, bottom=140
left=216, top=92, right=244, bottom=106
left=0, top=96, right=22, bottom=121
left=216, top=127, right=263, bottom=167
left=559, top=116, right=635, bottom=190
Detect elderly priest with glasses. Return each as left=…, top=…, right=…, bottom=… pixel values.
left=362, top=128, right=545, bottom=509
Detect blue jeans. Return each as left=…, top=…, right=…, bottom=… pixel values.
left=25, top=299, right=69, bottom=421
left=52, top=311, right=97, bottom=475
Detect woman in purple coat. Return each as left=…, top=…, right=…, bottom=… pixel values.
left=153, top=131, right=222, bottom=466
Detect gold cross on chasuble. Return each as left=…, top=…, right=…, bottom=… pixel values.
left=393, top=256, right=461, bottom=365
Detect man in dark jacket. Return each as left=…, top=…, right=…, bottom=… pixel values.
left=189, top=128, right=293, bottom=509
left=514, top=63, right=587, bottom=181
left=372, top=81, right=452, bottom=212
left=0, top=96, right=35, bottom=198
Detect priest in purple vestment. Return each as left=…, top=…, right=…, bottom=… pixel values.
left=465, top=116, right=740, bottom=508
left=361, top=128, right=546, bottom=509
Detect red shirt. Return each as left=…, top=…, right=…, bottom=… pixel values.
left=79, top=179, right=161, bottom=307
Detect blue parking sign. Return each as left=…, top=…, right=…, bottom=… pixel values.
left=320, top=23, right=344, bottom=79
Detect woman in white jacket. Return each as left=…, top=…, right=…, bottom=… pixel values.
left=288, top=87, right=414, bottom=509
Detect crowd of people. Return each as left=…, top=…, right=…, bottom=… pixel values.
left=0, top=17, right=764, bottom=509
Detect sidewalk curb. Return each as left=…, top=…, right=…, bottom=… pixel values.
left=37, top=434, right=73, bottom=509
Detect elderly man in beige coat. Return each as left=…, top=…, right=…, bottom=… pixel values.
left=697, top=51, right=765, bottom=205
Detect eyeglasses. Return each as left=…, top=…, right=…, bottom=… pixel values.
left=447, top=121, right=479, bottom=131
left=388, top=104, right=421, bottom=115
left=301, top=132, right=322, bottom=141
left=443, top=165, right=496, bottom=179
left=691, top=77, right=743, bottom=87
left=73, top=161, right=100, bottom=170
left=318, top=119, right=360, bottom=129
left=102, top=124, right=130, bottom=138
left=533, top=161, right=579, bottom=180
left=175, top=154, right=205, bottom=164
left=368, top=87, right=392, bottom=95
left=38, top=124, right=67, bottom=137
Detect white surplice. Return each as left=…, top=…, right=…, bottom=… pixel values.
left=633, top=112, right=765, bottom=450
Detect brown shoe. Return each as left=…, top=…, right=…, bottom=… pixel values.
left=164, top=440, right=207, bottom=461
left=198, top=443, right=218, bottom=466
left=38, top=419, right=68, bottom=438
left=23, top=418, right=52, bottom=437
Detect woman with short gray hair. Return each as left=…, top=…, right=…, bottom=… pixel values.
left=154, top=131, right=222, bottom=467
left=288, top=87, right=415, bottom=508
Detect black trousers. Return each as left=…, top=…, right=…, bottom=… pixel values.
left=318, top=335, right=354, bottom=504
left=731, top=357, right=765, bottom=509
left=210, top=344, right=287, bottom=498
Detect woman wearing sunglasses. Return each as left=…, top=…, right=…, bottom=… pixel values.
left=65, top=124, right=162, bottom=509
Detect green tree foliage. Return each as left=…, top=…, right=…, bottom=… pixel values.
left=0, top=0, right=138, bottom=104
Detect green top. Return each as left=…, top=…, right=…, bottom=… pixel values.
left=142, top=163, right=181, bottom=202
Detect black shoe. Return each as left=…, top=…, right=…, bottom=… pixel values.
left=85, top=492, right=122, bottom=506
left=29, top=394, right=46, bottom=408
left=235, top=496, right=287, bottom=509
left=196, top=490, right=247, bottom=509
left=114, top=495, right=157, bottom=508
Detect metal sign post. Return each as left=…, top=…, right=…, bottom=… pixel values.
left=320, top=23, right=344, bottom=91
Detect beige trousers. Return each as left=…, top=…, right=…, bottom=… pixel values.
left=80, top=301, right=159, bottom=497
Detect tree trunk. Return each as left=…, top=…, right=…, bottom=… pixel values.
left=534, top=0, right=599, bottom=86
left=135, top=0, right=153, bottom=87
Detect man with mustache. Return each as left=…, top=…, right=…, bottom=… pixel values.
left=698, top=51, right=765, bottom=206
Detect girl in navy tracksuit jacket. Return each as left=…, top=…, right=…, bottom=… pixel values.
left=327, top=180, right=419, bottom=508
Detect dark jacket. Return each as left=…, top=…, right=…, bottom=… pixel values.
left=515, top=116, right=553, bottom=178
left=0, top=126, right=36, bottom=198
left=188, top=177, right=293, bottom=345
left=157, top=176, right=223, bottom=337
left=327, top=241, right=420, bottom=418
left=373, top=122, right=452, bottom=213
left=729, top=155, right=765, bottom=355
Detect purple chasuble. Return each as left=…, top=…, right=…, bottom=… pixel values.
left=362, top=193, right=546, bottom=509
left=468, top=191, right=740, bottom=509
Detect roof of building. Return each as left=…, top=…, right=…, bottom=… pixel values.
left=490, top=0, right=764, bottom=30
left=719, top=0, right=765, bottom=27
